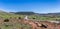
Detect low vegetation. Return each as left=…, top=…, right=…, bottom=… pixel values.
left=0, top=11, right=60, bottom=29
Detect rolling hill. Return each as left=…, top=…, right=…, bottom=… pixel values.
left=0, top=10, right=60, bottom=21
left=11, top=11, right=60, bottom=16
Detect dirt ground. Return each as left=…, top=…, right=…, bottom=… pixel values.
left=0, top=17, right=60, bottom=29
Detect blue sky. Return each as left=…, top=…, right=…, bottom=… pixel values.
left=0, top=0, right=60, bottom=13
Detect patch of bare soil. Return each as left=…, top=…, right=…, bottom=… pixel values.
left=0, top=17, right=60, bottom=29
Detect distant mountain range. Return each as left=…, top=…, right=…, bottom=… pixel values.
left=0, top=10, right=60, bottom=16
left=10, top=12, right=60, bottom=16
left=10, top=12, right=35, bottom=15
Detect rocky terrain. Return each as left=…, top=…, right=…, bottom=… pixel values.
left=0, top=16, right=60, bottom=29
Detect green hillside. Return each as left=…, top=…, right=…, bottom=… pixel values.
left=0, top=11, right=60, bottom=29
left=0, top=11, right=60, bottom=21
